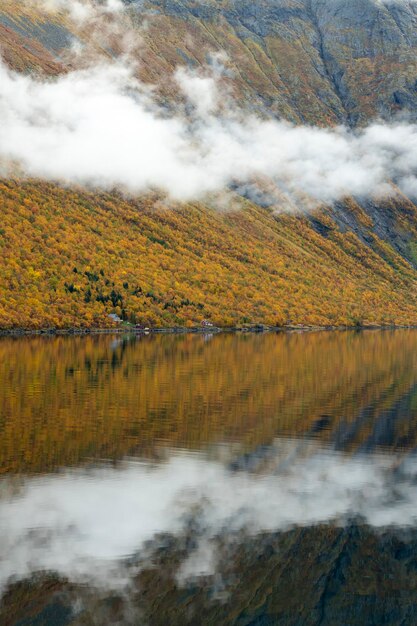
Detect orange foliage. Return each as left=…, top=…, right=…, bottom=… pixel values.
left=0, top=180, right=416, bottom=329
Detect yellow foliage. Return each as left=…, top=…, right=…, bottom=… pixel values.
left=0, top=179, right=416, bottom=329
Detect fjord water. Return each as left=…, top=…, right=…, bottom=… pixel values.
left=1, top=330, right=417, bottom=625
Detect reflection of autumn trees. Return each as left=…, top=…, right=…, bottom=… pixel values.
left=0, top=331, right=417, bottom=474
left=0, top=180, right=416, bottom=329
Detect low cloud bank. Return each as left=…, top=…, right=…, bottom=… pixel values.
left=0, top=444, right=417, bottom=592
left=3, top=53, right=417, bottom=205
left=18, top=0, right=126, bottom=23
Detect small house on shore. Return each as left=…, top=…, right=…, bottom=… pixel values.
left=108, top=313, right=122, bottom=323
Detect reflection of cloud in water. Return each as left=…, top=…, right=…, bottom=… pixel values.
left=1, top=441, right=417, bottom=592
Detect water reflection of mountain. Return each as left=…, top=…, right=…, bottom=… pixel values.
left=1, top=330, right=417, bottom=473
left=2, top=523, right=417, bottom=625
left=133, top=524, right=417, bottom=626
left=333, top=382, right=417, bottom=453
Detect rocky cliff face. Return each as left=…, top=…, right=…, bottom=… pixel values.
left=3, top=0, right=417, bottom=125
left=137, top=0, right=417, bottom=124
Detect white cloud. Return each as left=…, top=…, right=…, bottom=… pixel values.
left=2, top=53, right=417, bottom=206
left=175, top=67, right=220, bottom=117
left=2, top=0, right=417, bottom=207
left=0, top=443, right=416, bottom=592
left=24, top=0, right=125, bottom=23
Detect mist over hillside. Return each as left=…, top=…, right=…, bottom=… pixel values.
left=0, top=0, right=416, bottom=328
left=4, top=0, right=417, bottom=124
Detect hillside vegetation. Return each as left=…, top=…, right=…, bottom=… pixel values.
left=0, top=1, right=417, bottom=329
left=0, top=180, right=416, bottom=329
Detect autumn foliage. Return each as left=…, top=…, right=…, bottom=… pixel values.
left=0, top=179, right=416, bottom=330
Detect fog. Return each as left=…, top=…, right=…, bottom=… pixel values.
left=2, top=0, right=417, bottom=206
left=3, top=55, right=417, bottom=205
left=1, top=444, right=417, bottom=593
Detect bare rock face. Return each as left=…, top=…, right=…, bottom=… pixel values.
left=307, top=0, right=417, bottom=123
left=136, top=0, right=417, bottom=124
left=3, top=0, right=417, bottom=125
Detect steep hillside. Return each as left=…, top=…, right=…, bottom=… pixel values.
left=0, top=180, right=416, bottom=329
left=3, top=0, right=417, bottom=124
left=0, top=0, right=417, bottom=329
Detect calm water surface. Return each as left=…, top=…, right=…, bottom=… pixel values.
left=1, top=330, right=417, bottom=625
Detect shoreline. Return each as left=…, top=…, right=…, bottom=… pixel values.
left=0, top=323, right=416, bottom=337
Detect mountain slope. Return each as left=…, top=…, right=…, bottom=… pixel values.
left=0, top=180, right=416, bottom=329
left=0, top=0, right=417, bottom=329
left=3, top=0, right=417, bottom=124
